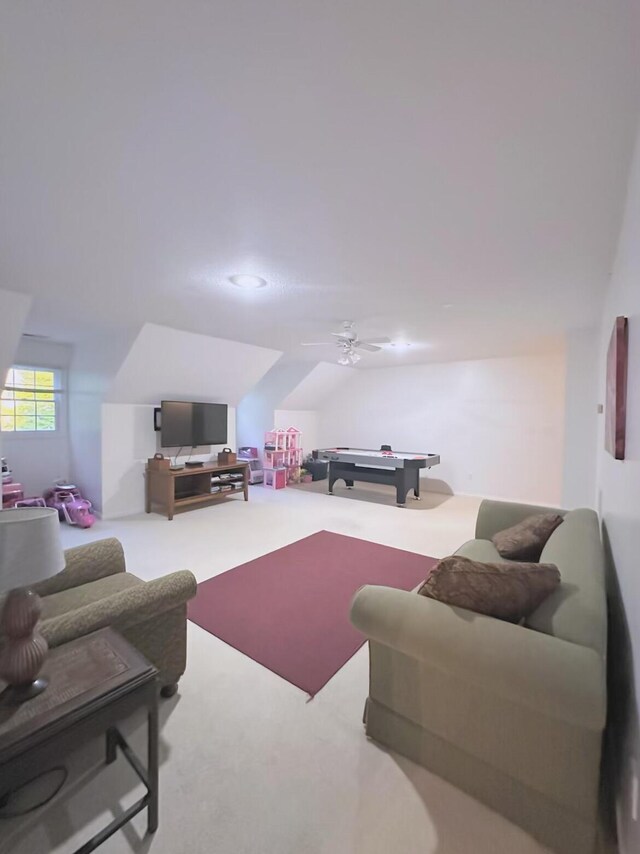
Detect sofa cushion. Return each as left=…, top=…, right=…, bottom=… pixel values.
left=492, top=514, right=564, bottom=561
left=418, top=555, right=561, bottom=623
left=526, top=509, right=606, bottom=655
left=41, top=572, right=143, bottom=620
left=455, top=538, right=506, bottom=564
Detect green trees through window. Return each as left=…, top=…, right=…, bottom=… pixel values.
left=1, top=367, right=58, bottom=432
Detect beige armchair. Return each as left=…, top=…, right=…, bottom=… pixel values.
left=30, top=538, right=197, bottom=697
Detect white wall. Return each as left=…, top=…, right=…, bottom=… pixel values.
left=595, top=119, right=640, bottom=854
left=0, top=289, right=32, bottom=465
left=68, top=327, right=138, bottom=513
left=238, top=360, right=356, bottom=460
left=101, top=403, right=236, bottom=519
left=236, top=360, right=314, bottom=455
left=2, top=337, right=73, bottom=496
left=561, top=327, right=599, bottom=508
left=68, top=321, right=279, bottom=514
left=317, top=352, right=566, bottom=504
left=273, top=410, right=318, bottom=458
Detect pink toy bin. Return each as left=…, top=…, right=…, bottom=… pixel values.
left=264, top=467, right=287, bottom=489
left=2, top=483, right=24, bottom=508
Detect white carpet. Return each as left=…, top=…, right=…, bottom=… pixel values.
left=2, top=487, right=554, bottom=854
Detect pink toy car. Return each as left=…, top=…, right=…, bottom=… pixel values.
left=44, top=482, right=96, bottom=528
left=61, top=496, right=95, bottom=528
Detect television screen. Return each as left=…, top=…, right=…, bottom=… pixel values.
left=193, top=402, right=228, bottom=445
left=160, top=401, right=228, bottom=447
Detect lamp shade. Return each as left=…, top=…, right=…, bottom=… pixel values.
left=0, top=507, right=65, bottom=593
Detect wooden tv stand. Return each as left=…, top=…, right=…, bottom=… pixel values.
left=145, top=461, right=249, bottom=520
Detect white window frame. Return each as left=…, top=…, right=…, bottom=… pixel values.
left=1, top=364, right=66, bottom=438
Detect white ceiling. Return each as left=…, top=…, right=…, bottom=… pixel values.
left=1, top=2, right=639, bottom=368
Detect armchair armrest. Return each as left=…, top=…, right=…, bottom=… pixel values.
left=474, top=499, right=565, bottom=541
left=350, top=585, right=605, bottom=731
left=41, top=570, right=197, bottom=647
left=33, top=538, right=126, bottom=597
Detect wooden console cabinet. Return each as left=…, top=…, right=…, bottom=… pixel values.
left=145, top=461, right=249, bottom=520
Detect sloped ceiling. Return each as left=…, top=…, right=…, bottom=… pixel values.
left=0, top=289, right=32, bottom=386
left=106, top=323, right=282, bottom=405
left=279, top=362, right=357, bottom=410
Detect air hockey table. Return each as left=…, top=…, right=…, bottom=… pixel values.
left=312, top=447, right=441, bottom=506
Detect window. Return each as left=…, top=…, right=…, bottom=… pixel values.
left=1, top=366, right=60, bottom=433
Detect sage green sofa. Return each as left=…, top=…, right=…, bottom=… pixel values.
left=350, top=499, right=606, bottom=854
left=31, top=538, right=197, bottom=697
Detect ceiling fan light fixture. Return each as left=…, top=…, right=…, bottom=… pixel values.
left=338, top=348, right=360, bottom=366
left=228, top=274, right=267, bottom=289
left=301, top=321, right=387, bottom=365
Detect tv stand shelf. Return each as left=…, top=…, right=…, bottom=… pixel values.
left=145, top=461, right=249, bottom=520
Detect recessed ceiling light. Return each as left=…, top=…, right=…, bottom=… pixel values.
left=228, top=274, right=267, bottom=289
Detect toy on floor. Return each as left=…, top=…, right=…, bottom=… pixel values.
left=238, top=446, right=264, bottom=484
left=14, top=497, right=47, bottom=509
left=2, top=482, right=24, bottom=508
left=264, top=467, right=287, bottom=489
left=1, top=456, right=24, bottom=508
left=44, top=482, right=96, bottom=528
left=61, top=496, right=95, bottom=528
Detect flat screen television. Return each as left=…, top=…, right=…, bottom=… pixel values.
left=160, top=401, right=228, bottom=447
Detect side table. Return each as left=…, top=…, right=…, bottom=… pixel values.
left=0, top=628, right=159, bottom=852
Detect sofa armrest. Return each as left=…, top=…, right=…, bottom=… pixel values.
left=41, top=570, right=198, bottom=647
left=32, top=538, right=126, bottom=597
left=474, top=499, right=566, bottom=541
left=350, top=585, right=605, bottom=731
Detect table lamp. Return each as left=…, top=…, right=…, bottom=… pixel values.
left=0, top=507, right=65, bottom=702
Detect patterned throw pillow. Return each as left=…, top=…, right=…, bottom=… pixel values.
left=491, top=513, right=564, bottom=561
left=417, top=555, right=561, bottom=623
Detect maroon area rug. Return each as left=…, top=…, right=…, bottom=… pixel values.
left=188, top=530, right=436, bottom=696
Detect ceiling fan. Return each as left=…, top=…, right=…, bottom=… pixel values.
left=301, top=321, right=390, bottom=365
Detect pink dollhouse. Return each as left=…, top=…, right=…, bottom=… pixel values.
left=263, top=426, right=303, bottom=488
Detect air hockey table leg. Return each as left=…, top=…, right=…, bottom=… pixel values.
left=413, top=470, right=421, bottom=500
left=396, top=470, right=410, bottom=507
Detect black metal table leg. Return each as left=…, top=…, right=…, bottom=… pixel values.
left=105, top=728, right=117, bottom=765
left=147, top=701, right=159, bottom=833
left=74, top=701, right=159, bottom=853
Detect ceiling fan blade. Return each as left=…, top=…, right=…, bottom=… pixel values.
left=300, top=341, right=334, bottom=346
left=331, top=331, right=355, bottom=341
left=361, top=337, right=391, bottom=345
left=355, top=342, right=382, bottom=352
